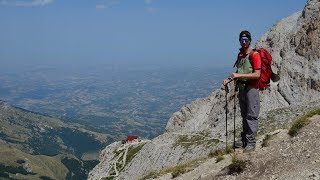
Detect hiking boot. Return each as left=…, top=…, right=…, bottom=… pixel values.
left=234, top=141, right=246, bottom=148
left=243, top=145, right=255, bottom=153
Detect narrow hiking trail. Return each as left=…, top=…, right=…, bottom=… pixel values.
left=109, top=139, right=150, bottom=178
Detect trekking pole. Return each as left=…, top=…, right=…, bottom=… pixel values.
left=225, top=85, right=229, bottom=152
left=233, top=88, right=237, bottom=151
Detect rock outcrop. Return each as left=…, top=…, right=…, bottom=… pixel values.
left=88, top=0, right=320, bottom=179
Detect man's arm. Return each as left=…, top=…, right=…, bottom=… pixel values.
left=231, top=69, right=261, bottom=80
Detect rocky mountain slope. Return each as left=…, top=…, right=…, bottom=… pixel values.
left=152, top=113, right=320, bottom=180
left=88, top=0, right=320, bottom=179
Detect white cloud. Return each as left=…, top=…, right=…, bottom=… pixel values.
left=144, top=0, right=156, bottom=13
left=144, top=0, right=153, bottom=5
left=15, top=0, right=53, bottom=7
left=96, top=0, right=120, bottom=10
left=0, top=0, right=54, bottom=7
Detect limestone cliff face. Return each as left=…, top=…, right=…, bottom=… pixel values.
left=89, top=1, right=320, bottom=179
left=256, top=0, right=320, bottom=107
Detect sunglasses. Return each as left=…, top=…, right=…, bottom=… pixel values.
left=239, top=37, right=249, bottom=43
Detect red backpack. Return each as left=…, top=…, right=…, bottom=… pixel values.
left=250, top=48, right=273, bottom=91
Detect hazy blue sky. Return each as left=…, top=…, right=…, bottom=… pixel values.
left=0, top=0, right=307, bottom=69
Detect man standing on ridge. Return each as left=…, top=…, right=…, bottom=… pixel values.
left=223, top=30, right=261, bottom=153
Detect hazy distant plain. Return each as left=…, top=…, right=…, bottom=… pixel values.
left=0, top=64, right=230, bottom=140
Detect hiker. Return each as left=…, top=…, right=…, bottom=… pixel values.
left=223, top=30, right=261, bottom=153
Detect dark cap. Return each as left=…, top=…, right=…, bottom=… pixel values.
left=239, top=30, right=251, bottom=42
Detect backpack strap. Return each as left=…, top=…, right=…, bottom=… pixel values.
left=248, top=49, right=262, bottom=74
left=233, top=52, right=241, bottom=68
left=249, top=49, right=258, bottom=59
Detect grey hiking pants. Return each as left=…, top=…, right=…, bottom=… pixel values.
left=238, top=85, right=260, bottom=147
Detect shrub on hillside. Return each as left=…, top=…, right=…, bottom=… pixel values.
left=288, top=108, right=320, bottom=137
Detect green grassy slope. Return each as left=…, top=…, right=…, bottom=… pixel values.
left=0, top=101, right=107, bottom=179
